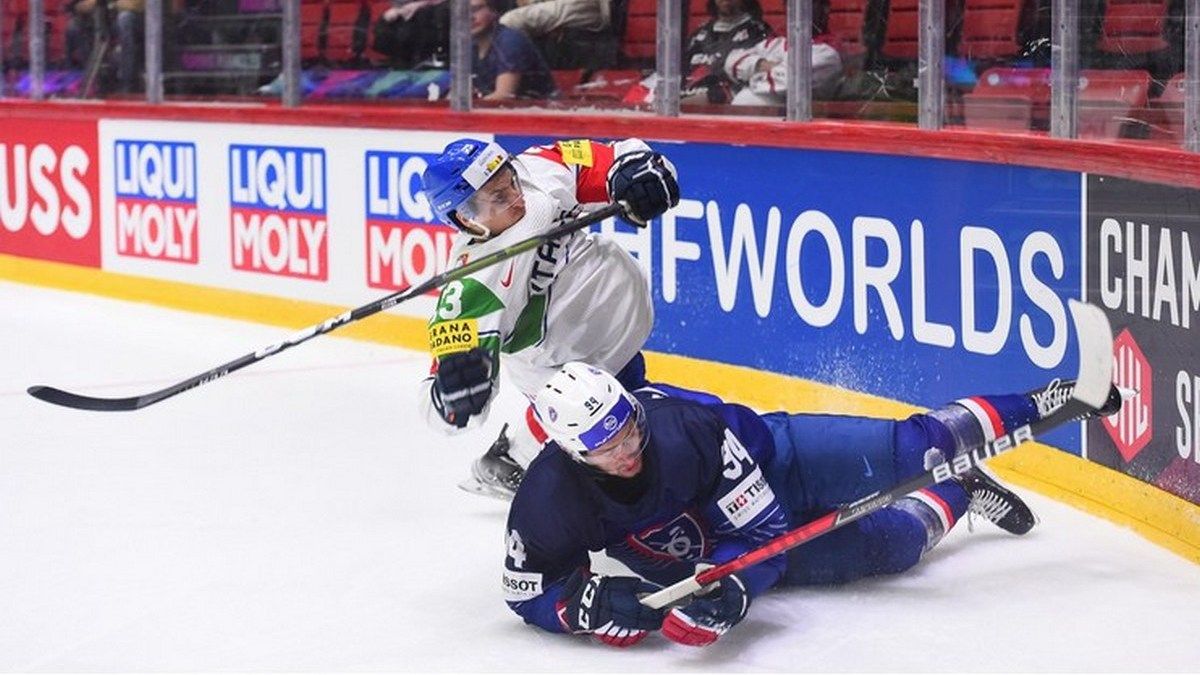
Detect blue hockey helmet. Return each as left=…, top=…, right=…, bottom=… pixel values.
left=421, top=139, right=513, bottom=230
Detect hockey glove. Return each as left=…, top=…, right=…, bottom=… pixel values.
left=431, top=347, right=494, bottom=428
left=556, top=569, right=665, bottom=648
left=661, top=574, right=750, bottom=647
left=607, top=151, right=680, bottom=226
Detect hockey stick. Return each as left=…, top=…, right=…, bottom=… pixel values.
left=640, top=299, right=1114, bottom=610
left=28, top=202, right=626, bottom=412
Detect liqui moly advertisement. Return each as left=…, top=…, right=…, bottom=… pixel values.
left=0, top=118, right=99, bottom=267
left=229, top=144, right=328, bottom=281
left=114, top=140, right=199, bottom=264
left=364, top=150, right=455, bottom=293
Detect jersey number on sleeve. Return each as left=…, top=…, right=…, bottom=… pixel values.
left=506, top=528, right=527, bottom=569
left=437, top=281, right=464, bottom=321
left=721, top=430, right=753, bottom=480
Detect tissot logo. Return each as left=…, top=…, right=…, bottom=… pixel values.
left=1104, top=328, right=1153, bottom=461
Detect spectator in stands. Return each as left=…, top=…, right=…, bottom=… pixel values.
left=66, top=0, right=146, bottom=93
left=498, top=0, right=609, bottom=39
left=683, top=0, right=773, bottom=103
left=373, top=0, right=451, bottom=69
left=723, top=35, right=844, bottom=105
left=472, top=0, right=556, bottom=99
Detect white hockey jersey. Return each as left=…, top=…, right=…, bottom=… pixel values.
left=418, top=139, right=655, bottom=432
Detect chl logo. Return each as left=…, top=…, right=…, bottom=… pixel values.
left=1103, top=328, right=1153, bottom=462
left=115, top=140, right=198, bottom=264
left=364, top=150, right=452, bottom=292
left=229, top=145, right=327, bottom=280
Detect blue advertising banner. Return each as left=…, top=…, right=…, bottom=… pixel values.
left=500, top=135, right=1085, bottom=450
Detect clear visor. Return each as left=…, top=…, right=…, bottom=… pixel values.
left=458, top=164, right=523, bottom=223
left=579, top=400, right=648, bottom=466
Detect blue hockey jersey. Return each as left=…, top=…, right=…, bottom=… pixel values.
left=502, top=390, right=791, bottom=633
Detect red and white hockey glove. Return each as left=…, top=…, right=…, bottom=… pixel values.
left=556, top=569, right=665, bottom=648
left=661, top=574, right=750, bottom=647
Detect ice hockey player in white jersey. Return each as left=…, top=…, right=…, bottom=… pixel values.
left=417, top=137, right=681, bottom=499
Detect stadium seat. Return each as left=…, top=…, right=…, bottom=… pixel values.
left=880, top=0, right=919, bottom=61
left=957, top=0, right=1025, bottom=61
left=569, top=68, right=643, bottom=100
left=1097, top=0, right=1170, bottom=56
left=301, top=1, right=329, bottom=65
left=551, top=68, right=585, bottom=92
left=962, top=66, right=1050, bottom=130
left=1151, top=71, right=1185, bottom=139
left=826, top=0, right=871, bottom=62
left=760, top=0, right=787, bottom=34
left=325, top=0, right=367, bottom=65
left=1077, top=68, right=1151, bottom=138
left=621, top=0, right=656, bottom=65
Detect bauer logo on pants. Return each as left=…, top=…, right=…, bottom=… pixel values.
left=228, top=144, right=328, bottom=280
left=364, top=150, right=453, bottom=293
left=115, top=140, right=198, bottom=264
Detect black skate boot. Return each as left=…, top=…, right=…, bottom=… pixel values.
left=958, top=466, right=1038, bottom=535
left=457, top=424, right=525, bottom=501
left=1028, top=379, right=1127, bottom=420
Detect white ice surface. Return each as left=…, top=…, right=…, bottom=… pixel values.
left=2, top=280, right=1199, bottom=672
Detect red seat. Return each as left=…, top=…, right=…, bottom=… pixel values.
left=621, top=0, right=656, bottom=64
left=1077, top=68, right=1151, bottom=138
left=569, top=68, right=643, bottom=100
left=957, top=0, right=1025, bottom=60
left=880, top=0, right=919, bottom=60
left=962, top=66, right=1051, bottom=130
left=760, top=0, right=786, bottom=34
left=1097, top=0, right=1170, bottom=55
left=325, top=1, right=363, bottom=64
left=301, top=1, right=328, bottom=62
left=550, top=68, right=585, bottom=91
left=827, top=0, right=870, bottom=59
left=1152, top=71, right=1185, bottom=139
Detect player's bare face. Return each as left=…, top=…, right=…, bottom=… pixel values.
left=584, top=418, right=645, bottom=478
left=461, top=165, right=525, bottom=234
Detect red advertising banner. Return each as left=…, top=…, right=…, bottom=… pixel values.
left=0, top=118, right=100, bottom=267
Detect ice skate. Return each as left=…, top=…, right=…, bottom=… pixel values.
left=1028, top=379, right=1128, bottom=419
left=958, top=465, right=1038, bottom=535
left=458, top=424, right=525, bottom=501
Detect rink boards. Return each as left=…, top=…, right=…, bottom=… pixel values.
left=0, top=111, right=1197, bottom=561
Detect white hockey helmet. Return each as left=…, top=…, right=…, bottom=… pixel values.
left=533, top=362, right=644, bottom=456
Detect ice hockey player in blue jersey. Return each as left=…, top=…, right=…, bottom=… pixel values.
left=501, top=362, right=1124, bottom=648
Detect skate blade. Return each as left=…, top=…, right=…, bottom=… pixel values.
left=457, top=477, right=516, bottom=502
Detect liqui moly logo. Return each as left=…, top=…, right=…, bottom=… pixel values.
left=1103, top=329, right=1153, bottom=461
left=229, top=145, right=328, bottom=280
left=364, top=151, right=453, bottom=292
left=115, top=140, right=198, bottom=264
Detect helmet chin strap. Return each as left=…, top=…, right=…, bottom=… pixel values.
left=451, top=212, right=493, bottom=239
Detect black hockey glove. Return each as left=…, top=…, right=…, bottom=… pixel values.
left=607, top=151, right=680, bottom=226
left=661, top=574, right=750, bottom=647
left=556, top=569, right=665, bottom=648
left=431, top=347, right=493, bottom=428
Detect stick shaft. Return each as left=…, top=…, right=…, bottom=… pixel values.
left=28, top=203, right=625, bottom=411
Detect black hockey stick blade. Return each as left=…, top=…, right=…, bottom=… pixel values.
left=28, top=385, right=145, bottom=412
left=641, top=299, right=1114, bottom=609
left=27, top=203, right=626, bottom=412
